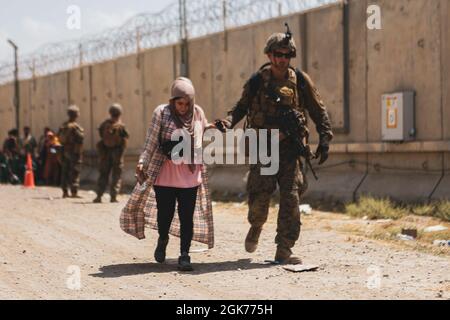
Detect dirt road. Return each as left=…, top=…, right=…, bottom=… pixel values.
left=0, top=185, right=448, bottom=300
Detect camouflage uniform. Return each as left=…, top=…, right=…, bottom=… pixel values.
left=224, top=32, right=333, bottom=262
left=58, top=105, right=84, bottom=197
left=95, top=118, right=129, bottom=202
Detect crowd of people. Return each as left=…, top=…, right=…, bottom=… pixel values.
left=1, top=126, right=62, bottom=186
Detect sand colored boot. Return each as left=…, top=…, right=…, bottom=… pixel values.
left=245, top=226, right=262, bottom=253
left=274, top=246, right=302, bottom=265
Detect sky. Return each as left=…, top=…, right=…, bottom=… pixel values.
left=0, top=0, right=172, bottom=63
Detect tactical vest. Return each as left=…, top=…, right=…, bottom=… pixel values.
left=246, top=66, right=308, bottom=138
left=59, top=122, right=84, bottom=154
left=102, top=121, right=126, bottom=148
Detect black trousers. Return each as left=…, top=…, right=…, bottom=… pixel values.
left=154, top=186, right=199, bottom=254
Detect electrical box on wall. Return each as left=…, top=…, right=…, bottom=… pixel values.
left=381, top=91, right=415, bottom=142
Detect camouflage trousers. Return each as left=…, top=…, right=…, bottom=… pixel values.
left=246, top=140, right=308, bottom=253
left=61, top=152, right=82, bottom=194
left=96, top=147, right=124, bottom=198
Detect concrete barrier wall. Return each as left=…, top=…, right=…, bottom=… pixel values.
left=68, top=67, right=93, bottom=150
left=1, top=0, right=449, bottom=201
left=142, top=46, right=175, bottom=126
left=30, top=76, right=50, bottom=141
left=48, top=72, right=69, bottom=133
left=19, top=80, right=31, bottom=131
left=306, top=3, right=345, bottom=137
left=0, top=84, right=15, bottom=143
left=114, top=54, right=145, bottom=151
left=367, top=0, right=443, bottom=142
left=442, top=0, right=450, bottom=141
left=90, top=60, right=117, bottom=152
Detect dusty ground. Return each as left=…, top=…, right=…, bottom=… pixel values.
left=0, top=185, right=448, bottom=300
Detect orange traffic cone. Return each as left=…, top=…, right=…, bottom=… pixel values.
left=24, top=153, right=35, bottom=188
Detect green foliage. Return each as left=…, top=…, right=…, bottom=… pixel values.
left=346, top=197, right=450, bottom=222
left=345, top=196, right=406, bottom=220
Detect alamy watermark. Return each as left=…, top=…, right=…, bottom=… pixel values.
left=366, top=265, right=382, bottom=290
left=367, top=4, right=382, bottom=30
left=66, top=265, right=82, bottom=290
left=169, top=123, right=281, bottom=175
left=67, top=5, right=81, bottom=30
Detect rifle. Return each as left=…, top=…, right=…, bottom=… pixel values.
left=278, top=105, right=319, bottom=181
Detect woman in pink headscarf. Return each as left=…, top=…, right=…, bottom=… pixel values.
left=121, top=77, right=214, bottom=271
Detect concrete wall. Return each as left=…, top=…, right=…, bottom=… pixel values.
left=1, top=0, right=449, bottom=202
left=306, top=3, right=345, bottom=136
left=68, top=67, right=93, bottom=150
left=19, top=80, right=31, bottom=131
left=0, top=84, right=15, bottom=143
left=142, top=46, right=175, bottom=126
left=30, top=76, right=50, bottom=142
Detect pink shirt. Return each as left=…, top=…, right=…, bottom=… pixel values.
left=154, top=115, right=207, bottom=189
left=154, top=161, right=202, bottom=188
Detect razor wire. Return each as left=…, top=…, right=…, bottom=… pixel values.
left=0, top=0, right=338, bottom=85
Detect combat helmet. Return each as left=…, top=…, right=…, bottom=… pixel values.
left=264, top=23, right=297, bottom=58
left=109, top=103, right=123, bottom=115
left=67, top=104, right=80, bottom=114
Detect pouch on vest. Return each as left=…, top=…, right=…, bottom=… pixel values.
left=103, top=123, right=123, bottom=148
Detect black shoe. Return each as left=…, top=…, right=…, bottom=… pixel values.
left=178, top=252, right=193, bottom=271
left=62, top=190, right=69, bottom=198
left=110, top=196, right=118, bottom=203
left=93, top=196, right=102, bottom=203
left=154, top=237, right=169, bottom=263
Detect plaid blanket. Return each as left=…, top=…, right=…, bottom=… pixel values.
left=120, top=104, right=214, bottom=249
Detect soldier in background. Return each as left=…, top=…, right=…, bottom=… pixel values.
left=2, top=129, right=21, bottom=184
left=93, top=103, right=129, bottom=203
left=58, top=105, right=84, bottom=198
left=216, top=26, right=333, bottom=264
left=21, top=126, right=37, bottom=158
left=2, top=129, right=20, bottom=160
left=0, top=150, right=8, bottom=183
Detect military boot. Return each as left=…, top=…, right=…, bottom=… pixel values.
left=154, top=237, right=169, bottom=263
left=110, top=195, right=118, bottom=203
left=274, top=246, right=302, bottom=265
left=62, top=190, right=69, bottom=198
left=245, top=226, right=262, bottom=253
left=71, top=188, right=82, bottom=199
left=93, top=196, right=102, bottom=203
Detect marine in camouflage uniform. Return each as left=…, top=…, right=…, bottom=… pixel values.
left=217, top=29, right=333, bottom=264
left=58, top=105, right=84, bottom=198
left=93, top=103, right=129, bottom=203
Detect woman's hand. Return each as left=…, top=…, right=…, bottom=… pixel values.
left=135, top=163, right=147, bottom=184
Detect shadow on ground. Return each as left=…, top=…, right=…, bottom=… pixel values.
left=89, top=259, right=273, bottom=278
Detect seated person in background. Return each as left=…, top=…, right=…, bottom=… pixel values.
left=43, top=131, right=62, bottom=186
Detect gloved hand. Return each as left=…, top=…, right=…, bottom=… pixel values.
left=315, top=137, right=330, bottom=165
left=214, top=119, right=231, bottom=133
